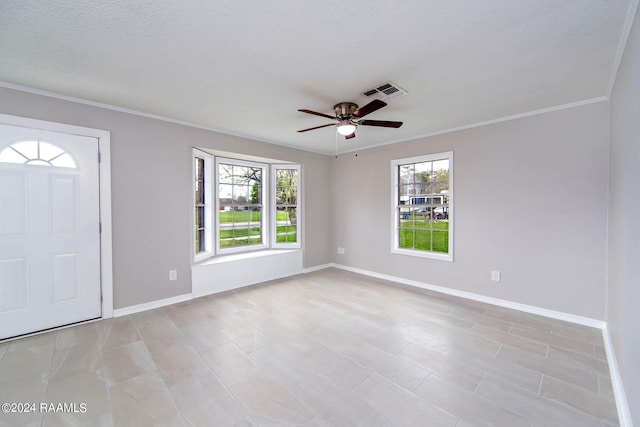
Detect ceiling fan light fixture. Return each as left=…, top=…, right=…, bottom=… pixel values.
left=336, top=121, right=356, bottom=136
left=297, top=100, right=402, bottom=136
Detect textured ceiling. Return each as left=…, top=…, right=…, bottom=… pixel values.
left=0, top=1, right=635, bottom=154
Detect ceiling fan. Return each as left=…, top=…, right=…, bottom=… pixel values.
left=297, top=99, right=403, bottom=139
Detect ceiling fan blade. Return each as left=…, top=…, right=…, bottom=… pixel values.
left=353, top=99, right=387, bottom=118
left=297, top=123, right=335, bottom=133
left=345, top=132, right=356, bottom=140
left=360, top=119, right=403, bottom=128
left=298, top=109, right=337, bottom=120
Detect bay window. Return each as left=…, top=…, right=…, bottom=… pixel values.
left=193, top=150, right=301, bottom=261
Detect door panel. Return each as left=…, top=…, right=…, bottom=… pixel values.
left=0, top=257, right=29, bottom=313
left=52, top=253, right=79, bottom=303
left=0, top=171, right=27, bottom=235
left=50, top=174, right=79, bottom=234
left=0, top=124, right=101, bottom=339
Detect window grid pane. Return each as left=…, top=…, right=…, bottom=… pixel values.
left=0, top=140, right=77, bottom=168
left=219, top=163, right=264, bottom=250
left=275, top=168, right=298, bottom=245
left=396, top=157, right=450, bottom=254
left=194, top=156, right=206, bottom=254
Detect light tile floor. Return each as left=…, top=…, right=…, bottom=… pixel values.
left=0, top=268, right=618, bottom=426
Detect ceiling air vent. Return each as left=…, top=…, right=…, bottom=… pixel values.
left=362, top=81, right=408, bottom=100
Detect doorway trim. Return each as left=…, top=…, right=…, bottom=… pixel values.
left=0, top=113, right=113, bottom=318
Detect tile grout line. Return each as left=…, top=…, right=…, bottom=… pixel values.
left=537, top=374, right=544, bottom=396
left=95, top=322, right=112, bottom=427
left=545, top=344, right=550, bottom=358
left=39, top=330, right=61, bottom=427
left=474, top=372, right=487, bottom=394
left=102, top=339, right=116, bottom=427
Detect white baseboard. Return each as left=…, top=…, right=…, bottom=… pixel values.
left=113, top=293, right=193, bottom=317
left=328, top=263, right=606, bottom=329
left=602, top=326, right=633, bottom=427
left=302, top=263, right=333, bottom=273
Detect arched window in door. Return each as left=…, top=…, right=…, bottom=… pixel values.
left=0, top=140, right=77, bottom=168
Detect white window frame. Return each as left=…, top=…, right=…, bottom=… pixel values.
left=215, top=157, right=269, bottom=255
left=193, top=149, right=213, bottom=262
left=391, top=151, right=454, bottom=261
left=0, top=140, right=78, bottom=168
left=192, top=150, right=303, bottom=262
left=271, top=164, right=302, bottom=249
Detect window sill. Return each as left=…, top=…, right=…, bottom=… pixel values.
left=391, top=247, right=453, bottom=262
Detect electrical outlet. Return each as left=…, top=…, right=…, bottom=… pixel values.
left=491, top=270, right=501, bottom=282
left=169, top=270, right=177, bottom=281
left=337, top=247, right=345, bottom=255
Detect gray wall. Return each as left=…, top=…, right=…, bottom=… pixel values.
left=331, top=101, right=609, bottom=319
left=0, top=86, right=332, bottom=309
left=609, top=3, right=640, bottom=423
left=0, top=86, right=613, bottom=321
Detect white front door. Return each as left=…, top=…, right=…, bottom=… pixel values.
left=0, top=124, right=102, bottom=340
